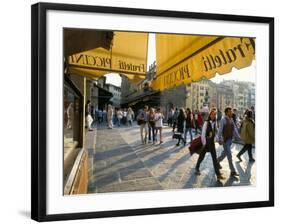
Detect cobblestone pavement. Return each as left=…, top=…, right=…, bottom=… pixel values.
left=87, top=123, right=256, bottom=193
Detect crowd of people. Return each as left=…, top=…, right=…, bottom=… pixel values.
left=137, top=105, right=255, bottom=181
left=84, top=101, right=136, bottom=130
left=136, top=106, right=165, bottom=144
left=85, top=100, right=255, bottom=182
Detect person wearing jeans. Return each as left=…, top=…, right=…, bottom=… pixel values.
left=137, top=106, right=148, bottom=144
left=148, top=107, right=156, bottom=143
left=217, top=107, right=241, bottom=177
left=217, top=138, right=236, bottom=173
left=176, top=108, right=186, bottom=146
left=117, top=109, right=123, bottom=127
left=155, top=108, right=164, bottom=144
left=140, top=122, right=148, bottom=144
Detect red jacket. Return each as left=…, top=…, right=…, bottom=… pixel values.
left=197, top=114, right=203, bottom=127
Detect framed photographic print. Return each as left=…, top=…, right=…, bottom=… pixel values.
left=31, top=2, right=274, bottom=222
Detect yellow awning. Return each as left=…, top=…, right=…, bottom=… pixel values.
left=64, top=29, right=113, bottom=57
left=67, top=31, right=148, bottom=83
left=68, top=66, right=145, bottom=84
left=152, top=34, right=255, bottom=91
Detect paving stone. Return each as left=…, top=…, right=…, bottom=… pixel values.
left=120, top=168, right=153, bottom=181
left=87, top=124, right=256, bottom=194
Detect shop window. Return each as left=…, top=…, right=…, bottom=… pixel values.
left=63, top=83, right=83, bottom=186
left=64, top=84, right=81, bottom=152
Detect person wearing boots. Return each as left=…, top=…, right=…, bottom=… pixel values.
left=176, top=108, right=186, bottom=146
left=237, top=110, right=255, bottom=162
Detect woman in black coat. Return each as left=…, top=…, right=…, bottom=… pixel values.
left=176, top=108, right=186, bottom=146
left=194, top=109, right=224, bottom=181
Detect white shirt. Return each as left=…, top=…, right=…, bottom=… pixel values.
left=155, top=112, right=163, bottom=127
left=201, top=121, right=218, bottom=146
left=127, top=111, right=134, bottom=120
left=117, top=111, right=123, bottom=119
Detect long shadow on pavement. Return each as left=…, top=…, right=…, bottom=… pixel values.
left=158, top=153, right=192, bottom=182
left=90, top=159, right=148, bottom=190
left=183, top=169, right=200, bottom=188
left=142, top=145, right=186, bottom=168
left=232, top=161, right=255, bottom=186
left=94, top=145, right=133, bottom=161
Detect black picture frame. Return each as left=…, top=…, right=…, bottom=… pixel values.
left=31, top=2, right=274, bottom=222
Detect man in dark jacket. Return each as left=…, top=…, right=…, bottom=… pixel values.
left=175, top=108, right=186, bottom=146
left=217, top=107, right=241, bottom=177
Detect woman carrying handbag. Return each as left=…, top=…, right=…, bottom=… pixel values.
left=175, top=108, right=186, bottom=146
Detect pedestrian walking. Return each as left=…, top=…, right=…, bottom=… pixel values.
left=232, top=108, right=238, bottom=127
left=217, top=107, right=241, bottom=177
left=197, top=112, right=203, bottom=133
left=113, top=108, right=118, bottom=125
left=168, top=108, right=174, bottom=127
left=176, top=108, right=186, bottom=146
left=117, top=109, right=123, bottom=127
left=201, top=105, right=209, bottom=121
left=137, top=106, right=148, bottom=144
left=194, top=109, right=225, bottom=180
left=148, top=107, right=156, bottom=143
left=172, top=108, right=179, bottom=132
left=122, top=108, right=128, bottom=125
left=85, top=100, right=93, bottom=131
left=217, top=109, right=222, bottom=126
left=107, top=104, right=113, bottom=129
left=155, top=108, right=164, bottom=144
left=127, top=107, right=134, bottom=126
left=237, top=110, right=255, bottom=162
left=251, top=106, right=255, bottom=120
left=102, top=108, right=107, bottom=123
left=193, top=110, right=199, bottom=134
left=97, top=109, right=103, bottom=124
left=85, top=100, right=91, bottom=116
left=184, top=108, right=193, bottom=144
left=86, top=112, right=94, bottom=131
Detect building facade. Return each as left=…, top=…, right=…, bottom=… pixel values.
left=121, top=61, right=255, bottom=119
left=185, top=79, right=217, bottom=111
left=218, top=80, right=255, bottom=116
left=106, top=84, right=121, bottom=107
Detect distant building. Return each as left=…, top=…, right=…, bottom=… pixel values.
left=94, top=76, right=122, bottom=108
left=120, top=74, right=160, bottom=112
left=247, top=82, right=256, bottom=109
left=88, top=77, right=113, bottom=110
left=121, top=61, right=255, bottom=119
left=185, top=79, right=217, bottom=112
left=217, top=80, right=255, bottom=116
left=121, top=61, right=161, bottom=113
left=217, top=83, right=234, bottom=111
left=106, top=83, right=121, bottom=107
